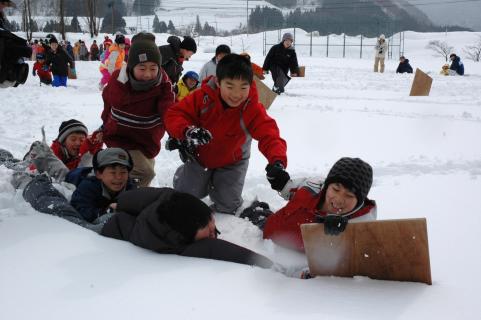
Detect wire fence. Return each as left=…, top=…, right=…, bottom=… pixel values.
left=263, top=28, right=405, bottom=59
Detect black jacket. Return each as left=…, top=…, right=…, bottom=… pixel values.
left=263, top=42, right=299, bottom=75
left=158, top=36, right=183, bottom=84
left=46, top=47, right=74, bottom=77
left=396, top=59, right=413, bottom=74
left=101, top=187, right=190, bottom=254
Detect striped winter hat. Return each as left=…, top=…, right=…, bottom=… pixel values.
left=57, top=119, right=88, bottom=143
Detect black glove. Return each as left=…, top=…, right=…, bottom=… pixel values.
left=185, top=126, right=212, bottom=147
left=239, top=201, right=273, bottom=230
left=165, top=136, right=196, bottom=163
left=265, top=161, right=290, bottom=191
left=32, top=69, right=36, bottom=76
left=321, top=214, right=349, bottom=236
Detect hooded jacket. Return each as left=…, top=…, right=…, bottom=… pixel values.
left=262, top=42, right=299, bottom=75
left=164, top=76, right=287, bottom=169
left=159, top=36, right=183, bottom=84
left=450, top=56, right=465, bottom=75
left=101, top=187, right=191, bottom=253
left=101, top=65, right=175, bottom=159
left=396, top=59, right=413, bottom=74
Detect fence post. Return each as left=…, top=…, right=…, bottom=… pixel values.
left=310, top=31, right=312, bottom=57
left=360, top=35, right=363, bottom=59
left=326, top=34, right=329, bottom=57
left=343, top=33, right=346, bottom=58
left=293, top=26, right=296, bottom=43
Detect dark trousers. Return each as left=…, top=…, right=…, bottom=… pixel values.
left=270, top=64, right=290, bottom=91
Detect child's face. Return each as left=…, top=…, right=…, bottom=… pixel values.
left=194, top=215, right=217, bottom=241
left=132, top=62, right=159, bottom=82
left=321, top=183, right=358, bottom=215
left=95, top=165, right=129, bottom=193
left=63, top=132, right=86, bottom=157
left=217, top=77, right=250, bottom=108
left=185, top=77, right=198, bottom=89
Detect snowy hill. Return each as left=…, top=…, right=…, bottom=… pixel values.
left=1, top=30, right=481, bottom=319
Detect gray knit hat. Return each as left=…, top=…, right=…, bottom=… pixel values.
left=282, top=32, right=294, bottom=42
left=324, top=157, right=373, bottom=206
left=57, top=119, right=88, bottom=143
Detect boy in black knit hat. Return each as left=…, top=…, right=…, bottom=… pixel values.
left=241, top=157, right=377, bottom=251
left=101, top=33, right=175, bottom=187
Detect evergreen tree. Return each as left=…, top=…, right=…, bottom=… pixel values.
left=100, top=3, right=127, bottom=34
left=69, top=16, right=82, bottom=33
left=152, top=14, right=161, bottom=33
left=203, top=22, right=216, bottom=36
left=133, top=0, right=160, bottom=15
left=167, top=20, right=175, bottom=33
left=159, top=21, right=168, bottom=33
left=194, top=15, right=202, bottom=34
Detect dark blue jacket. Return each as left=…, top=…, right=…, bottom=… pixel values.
left=396, top=59, right=413, bottom=74
left=450, top=56, right=464, bottom=75
left=70, top=172, right=134, bottom=223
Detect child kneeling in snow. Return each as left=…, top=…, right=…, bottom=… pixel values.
left=241, top=157, right=377, bottom=251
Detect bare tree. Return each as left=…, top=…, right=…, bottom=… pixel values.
left=463, top=36, right=481, bottom=62
left=85, top=0, right=100, bottom=37
left=426, top=40, right=453, bottom=62
left=22, top=0, right=34, bottom=41
left=59, top=0, right=66, bottom=40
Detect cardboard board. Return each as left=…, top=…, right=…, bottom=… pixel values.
left=297, top=66, right=306, bottom=77
left=254, top=76, right=277, bottom=110
left=301, top=218, right=432, bottom=284
left=409, top=68, right=432, bottom=96
left=68, top=67, right=77, bottom=80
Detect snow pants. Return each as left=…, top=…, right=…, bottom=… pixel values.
left=100, top=69, right=111, bottom=86
left=173, top=159, right=249, bottom=214
left=270, top=64, right=290, bottom=92
left=52, top=75, right=67, bottom=87
left=128, top=150, right=155, bottom=187
left=374, top=57, right=385, bottom=73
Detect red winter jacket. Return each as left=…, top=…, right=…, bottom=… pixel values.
left=33, top=61, right=52, bottom=82
left=101, top=66, right=175, bottom=159
left=50, top=133, right=103, bottom=170
left=164, top=77, right=287, bottom=169
left=263, top=178, right=377, bottom=252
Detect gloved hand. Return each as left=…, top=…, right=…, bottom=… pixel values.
left=185, top=126, right=212, bottom=147
left=239, top=201, right=273, bottom=230
left=32, top=69, right=37, bottom=76
left=265, top=161, right=290, bottom=191
left=166, top=136, right=196, bottom=163
left=322, top=214, right=348, bottom=236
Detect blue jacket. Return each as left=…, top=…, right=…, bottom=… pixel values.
left=450, top=56, right=464, bottom=75
left=396, top=59, right=413, bottom=74
left=69, top=169, right=134, bottom=223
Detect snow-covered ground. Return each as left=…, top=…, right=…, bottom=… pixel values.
left=1, top=30, right=481, bottom=319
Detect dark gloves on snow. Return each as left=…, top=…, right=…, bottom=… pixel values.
left=317, top=214, right=349, bottom=236
left=239, top=201, right=273, bottom=230
left=185, top=126, right=212, bottom=147
left=265, top=161, right=290, bottom=191
left=166, top=136, right=196, bottom=163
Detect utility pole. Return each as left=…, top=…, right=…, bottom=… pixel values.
left=246, top=0, right=249, bottom=35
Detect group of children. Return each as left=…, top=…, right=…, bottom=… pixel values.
left=1, top=31, right=377, bottom=275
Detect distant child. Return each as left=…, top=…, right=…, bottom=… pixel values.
left=45, top=37, right=75, bottom=87
left=241, top=157, right=377, bottom=251
left=177, top=71, right=199, bottom=101
left=199, top=44, right=231, bottom=81
left=449, top=53, right=464, bottom=76
left=396, top=56, right=413, bottom=74
left=70, top=148, right=135, bottom=223
left=101, top=33, right=175, bottom=187
left=32, top=53, right=52, bottom=85
left=165, top=53, right=289, bottom=214
left=99, top=34, right=126, bottom=90
left=440, top=64, right=450, bottom=76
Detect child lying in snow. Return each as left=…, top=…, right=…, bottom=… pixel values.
left=241, top=157, right=377, bottom=251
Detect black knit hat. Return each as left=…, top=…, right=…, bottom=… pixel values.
left=215, top=44, right=231, bottom=56
left=115, top=34, right=125, bottom=45
left=157, top=192, right=212, bottom=243
left=57, top=119, right=88, bottom=143
left=324, top=157, right=373, bottom=206
left=127, top=39, right=162, bottom=70
left=131, top=32, right=156, bottom=44
left=180, top=36, right=197, bottom=53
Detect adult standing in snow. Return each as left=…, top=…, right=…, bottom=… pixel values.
left=45, top=37, right=75, bottom=87
left=79, top=40, right=89, bottom=61
left=159, top=35, right=197, bottom=89
left=374, top=34, right=388, bottom=73
left=396, top=56, right=413, bottom=74
left=449, top=53, right=464, bottom=76
left=262, top=32, right=299, bottom=95
left=90, top=40, right=99, bottom=61
left=198, top=44, right=230, bottom=81
left=0, top=0, right=32, bottom=88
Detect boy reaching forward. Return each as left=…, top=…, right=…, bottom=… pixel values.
left=165, top=54, right=289, bottom=214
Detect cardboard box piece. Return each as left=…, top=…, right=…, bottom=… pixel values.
left=409, top=68, right=432, bottom=96
left=254, top=76, right=277, bottom=110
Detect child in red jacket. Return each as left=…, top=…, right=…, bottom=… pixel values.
left=101, top=33, right=175, bottom=187
left=241, top=157, right=377, bottom=251
left=32, top=53, right=52, bottom=85
left=164, top=54, right=289, bottom=214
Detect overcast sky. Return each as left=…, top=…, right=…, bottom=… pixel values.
left=407, top=0, right=481, bottom=30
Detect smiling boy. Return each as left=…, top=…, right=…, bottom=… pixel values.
left=164, top=54, right=288, bottom=214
